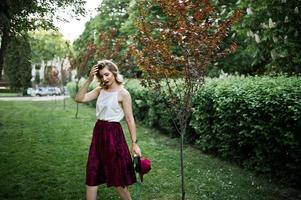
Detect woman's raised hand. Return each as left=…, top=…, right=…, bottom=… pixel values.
left=88, top=65, right=99, bottom=81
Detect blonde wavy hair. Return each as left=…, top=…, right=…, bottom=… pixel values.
left=95, top=60, right=123, bottom=86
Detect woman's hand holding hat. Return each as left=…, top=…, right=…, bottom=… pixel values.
left=132, top=143, right=141, bottom=157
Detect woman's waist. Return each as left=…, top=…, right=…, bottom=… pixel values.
left=96, top=119, right=121, bottom=124
left=96, top=111, right=124, bottom=122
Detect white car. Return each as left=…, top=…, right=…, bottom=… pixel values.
left=35, top=87, right=61, bottom=96
left=35, top=87, right=48, bottom=96
left=27, top=88, right=35, bottom=96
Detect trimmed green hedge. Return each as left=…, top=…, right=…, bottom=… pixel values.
left=124, top=76, right=301, bottom=186
left=191, top=76, right=301, bottom=185
left=67, top=76, right=301, bottom=186
left=125, top=79, right=176, bottom=137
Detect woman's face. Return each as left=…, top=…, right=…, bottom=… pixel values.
left=98, top=66, right=116, bottom=88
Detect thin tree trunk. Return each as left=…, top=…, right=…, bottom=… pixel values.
left=60, top=57, right=66, bottom=109
left=63, top=95, right=66, bottom=109
left=75, top=102, right=79, bottom=118
left=180, top=131, right=185, bottom=200
left=75, top=79, right=79, bottom=118
left=0, top=30, right=10, bottom=80
left=180, top=103, right=189, bottom=200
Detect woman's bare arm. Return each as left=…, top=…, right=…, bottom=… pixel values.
left=75, top=65, right=101, bottom=103
left=75, top=81, right=101, bottom=103
left=121, top=89, right=141, bottom=157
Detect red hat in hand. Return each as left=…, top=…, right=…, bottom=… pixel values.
left=134, top=156, right=151, bottom=182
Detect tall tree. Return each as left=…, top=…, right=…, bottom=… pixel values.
left=29, top=30, right=69, bottom=64
left=73, top=0, right=132, bottom=76
left=4, top=34, right=32, bottom=93
left=211, top=0, right=301, bottom=75
left=0, top=0, right=85, bottom=79
left=131, top=0, right=242, bottom=199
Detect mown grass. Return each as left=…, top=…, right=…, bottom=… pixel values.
left=0, top=99, right=300, bottom=200
left=0, top=93, right=22, bottom=97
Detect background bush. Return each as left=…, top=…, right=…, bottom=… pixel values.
left=67, top=75, right=301, bottom=186
left=191, top=75, right=301, bottom=186
left=125, top=79, right=178, bottom=137
left=67, top=79, right=98, bottom=107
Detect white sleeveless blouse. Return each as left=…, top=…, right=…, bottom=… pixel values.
left=96, top=89, right=124, bottom=122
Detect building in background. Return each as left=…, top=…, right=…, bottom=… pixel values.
left=31, top=57, right=76, bottom=88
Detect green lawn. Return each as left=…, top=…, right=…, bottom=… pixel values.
left=0, top=93, right=22, bottom=97
left=0, top=99, right=299, bottom=200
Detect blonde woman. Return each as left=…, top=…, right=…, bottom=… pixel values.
left=75, top=60, right=141, bottom=200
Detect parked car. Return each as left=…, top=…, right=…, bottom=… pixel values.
left=47, top=87, right=61, bottom=96
left=55, top=87, right=62, bottom=95
left=35, top=87, right=47, bottom=96
left=35, top=87, right=61, bottom=96
left=27, top=88, right=35, bottom=96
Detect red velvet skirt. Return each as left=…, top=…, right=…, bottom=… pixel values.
left=86, top=120, right=136, bottom=187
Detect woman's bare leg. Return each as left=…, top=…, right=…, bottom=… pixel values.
left=86, top=185, right=98, bottom=200
left=115, top=186, right=132, bottom=200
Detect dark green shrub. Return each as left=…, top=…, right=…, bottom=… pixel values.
left=125, top=79, right=177, bottom=137
left=124, top=79, right=150, bottom=123
left=66, top=81, right=77, bottom=98
left=191, top=75, right=301, bottom=185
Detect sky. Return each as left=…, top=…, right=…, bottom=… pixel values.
left=54, top=0, right=102, bottom=42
